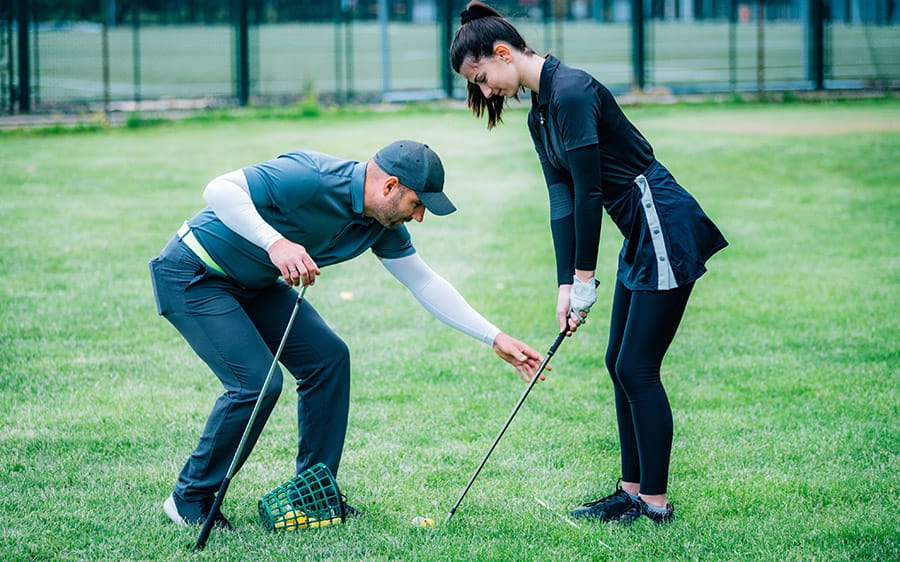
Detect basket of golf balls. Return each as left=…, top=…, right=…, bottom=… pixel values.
left=258, top=463, right=344, bottom=531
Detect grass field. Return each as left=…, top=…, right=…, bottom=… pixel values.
left=21, top=21, right=900, bottom=102
left=1, top=98, right=898, bottom=561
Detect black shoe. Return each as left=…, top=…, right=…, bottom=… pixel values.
left=637, top=498, right=674, bottom=524
left=341, top=495, right=362, bottom=518
left=611, top=501, right=643, bottom=524
left=568, top=481, right=636, bottom=521
left=202, top=505, right=235, bottom=531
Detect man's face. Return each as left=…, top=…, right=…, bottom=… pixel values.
left=376, top=184, right=426, bottom=229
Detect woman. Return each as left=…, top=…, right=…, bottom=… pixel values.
left=450, top=1, right=727, bottom=524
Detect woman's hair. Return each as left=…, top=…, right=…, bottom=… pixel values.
left=450, top=1, right=533, bottom=129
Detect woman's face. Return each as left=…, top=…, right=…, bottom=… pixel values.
left=459, top=53, right=520, bottom=99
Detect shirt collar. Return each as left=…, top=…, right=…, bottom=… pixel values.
left=535, top=55, right=560, bottom=108
left=350, top=161, right=367, bottom=216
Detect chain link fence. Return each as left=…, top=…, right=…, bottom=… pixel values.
left=2, top=0, right=898, bottom=114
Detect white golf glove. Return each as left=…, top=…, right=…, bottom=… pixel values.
left=569, top=275, right=598, bottom=324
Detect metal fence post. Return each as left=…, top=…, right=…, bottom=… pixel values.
left=379, top=0, right=390, bottom=97
left=16, top=0, right=29, bottom=112
left=236, top=0, right=250, bottom=106
left=729, top=0, right=737, bottom=91
left=3, top=9, right=12, bottom=114
left=554, top=0, right=563, bottom=61
left=333, top=0, right=354, bottom=104
left=440, top=0, right=453, bottom=99
left=334, top=1, right=344, bottom=104
left=632, top=0, right=645, bottom=91
left=133, top=1, right=141, bottom=104
left=1, top=12, right=8, bottom=113
left=756, top=0, right=765, bottom=96
left=102, top=17, right=110, bottom=116
left=344, top=4, right=353, bottom=102
left=806, top=0, right=825, bottom=90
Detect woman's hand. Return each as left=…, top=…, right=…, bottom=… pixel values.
left=557, top=285, right=583, bottom=336
left=569, top=274, right=597, bottom=322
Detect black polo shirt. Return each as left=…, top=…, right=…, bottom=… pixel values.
left=527, top=55, right=654, bottom=192
left=528, top=56, right=655, bottom=283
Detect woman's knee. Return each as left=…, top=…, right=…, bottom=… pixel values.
left=605, top=349, right=618, bottom=379
left=614, top=357, right=661, bottom=395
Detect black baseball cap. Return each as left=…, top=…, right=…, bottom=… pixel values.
left=374, top=140, right=456, bottom=216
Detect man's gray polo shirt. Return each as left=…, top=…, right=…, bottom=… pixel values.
left=186, top=150, right=415, bottom=289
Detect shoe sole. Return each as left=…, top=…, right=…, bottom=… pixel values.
left=568, top=512, right=624, bottom=521
left=163, top=495, right=189, bottom=527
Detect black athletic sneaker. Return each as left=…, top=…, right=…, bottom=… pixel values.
left=201, top=504, right=235, bottom=531
left=637, top=498, right=674, bottom=524
left=568, top=481, right=636, bottom=521
left=611, top=501, right=643, bottom=524
left=611, top=497, right=675, bottom=525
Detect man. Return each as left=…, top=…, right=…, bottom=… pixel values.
left=149, top=139, right=544, bottom=528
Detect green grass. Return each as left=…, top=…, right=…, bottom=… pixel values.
left=1, top=99, right=898, bottom=561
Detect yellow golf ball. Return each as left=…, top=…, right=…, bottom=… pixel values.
left=308, top=516, right=341, bottom=528
left=274, top=508, right=308, bottom=531
left=412, top=516, right=435, bottom=528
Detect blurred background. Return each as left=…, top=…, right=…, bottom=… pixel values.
left=2, top=0, right=898, bottom=114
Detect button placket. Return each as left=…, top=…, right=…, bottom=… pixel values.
left=635, top=174, right=677, bottom=290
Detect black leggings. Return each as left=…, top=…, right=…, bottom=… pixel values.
left=605, top=279, right=693, bottom=496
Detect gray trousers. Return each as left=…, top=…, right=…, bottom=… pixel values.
left=149, top=236, right=350, bottom=510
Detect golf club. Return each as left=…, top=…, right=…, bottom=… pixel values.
left=194, top=285, right=308, bottom=551
left=446, top=330, right=566, bottom=522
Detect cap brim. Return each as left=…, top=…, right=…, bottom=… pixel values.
left=419, top=191, right=456, bottom=216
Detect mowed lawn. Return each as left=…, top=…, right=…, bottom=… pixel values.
left=0, top=98, right=897, bottom=561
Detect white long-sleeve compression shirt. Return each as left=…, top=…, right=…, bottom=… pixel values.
left=202, top=169, right=283, bottom=250
left=381, top=254, right=500, bottom=346
left=204, top=171, right=499, bottom=345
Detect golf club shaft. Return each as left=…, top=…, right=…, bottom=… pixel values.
left=194, top=285, right=307, bottom=551
left=446, top=331, right=566, bottom=522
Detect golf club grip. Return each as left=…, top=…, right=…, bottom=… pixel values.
left=193, top=477, right=231, bottom=551
left=447, top=331, right=566, bottom=521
